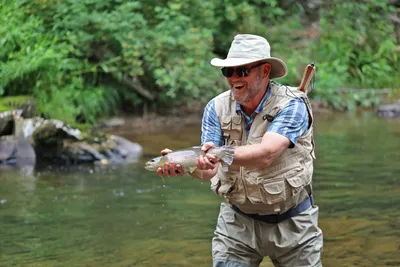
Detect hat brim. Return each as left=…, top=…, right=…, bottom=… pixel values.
left=210, top=57, right=288, bottom=79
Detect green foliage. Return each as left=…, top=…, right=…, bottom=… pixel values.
left=0, top=0, right=399, bottom=123
left=310, top=0, right=399, bottom=109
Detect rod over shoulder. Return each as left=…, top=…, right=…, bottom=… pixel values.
left=297, top=63, right=316, bottom=95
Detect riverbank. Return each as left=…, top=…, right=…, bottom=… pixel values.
left=103, top=100, right=338, bottom=136
left=103, top=112, right=203, bottom=137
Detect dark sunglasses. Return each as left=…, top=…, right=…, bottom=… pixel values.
left=221, top=62, right=266, bottom=78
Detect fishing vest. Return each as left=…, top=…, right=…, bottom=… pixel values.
left=210, top=82, right=316, bottom=215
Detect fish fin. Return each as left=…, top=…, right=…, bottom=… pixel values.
left=220, top=145, right=235, bottom=166
left=189, top=166, right=197, bottom=173
left=191, top=168, right=203, bottom=179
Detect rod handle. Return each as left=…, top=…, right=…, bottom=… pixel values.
left=298, top=63, right=316, bottom=94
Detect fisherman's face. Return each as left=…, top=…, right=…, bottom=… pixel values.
left=225, top=62, right=270, bottom=105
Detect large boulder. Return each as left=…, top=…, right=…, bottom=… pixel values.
left=0, top=112, right=143, bottom=166
left=0, top=96, right=143, bottom=166
left=29, top=118, right=142, bottom=164
left=0, top=94, right=144, bottom=166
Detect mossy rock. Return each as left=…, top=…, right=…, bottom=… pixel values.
left=0, top=96, right=35, bottom=117
left=68, top=122, right=92, bottom=132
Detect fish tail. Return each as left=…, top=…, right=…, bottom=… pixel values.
left=220, top=145, right=235, bottom=166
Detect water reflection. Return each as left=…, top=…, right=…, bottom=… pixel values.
left=0, top=112, right=399, bottom=267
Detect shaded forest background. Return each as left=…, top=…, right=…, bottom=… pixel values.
left=1, top=0, right=399, bottom=124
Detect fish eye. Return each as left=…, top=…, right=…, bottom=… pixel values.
left=151, top=159, right=155, bottom=162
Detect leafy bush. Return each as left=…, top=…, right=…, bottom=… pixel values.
left=310, top=0, right=399, bottom=109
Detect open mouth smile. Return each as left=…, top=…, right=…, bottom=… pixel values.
left=232, top=83, right=245, bottom=90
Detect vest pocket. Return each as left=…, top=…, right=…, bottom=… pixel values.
left=285, top=176, right=304, bottom=197
left=220, top=115, right=242, bottom=131
left=221, top=117, right=232, bottom=130
left=212, top=166, right=240, bottom=199
left=246, top=176, right=286, bottom=205
left=261, top=179, right=286, bottom=204
left=231, top=115, right=242, bottom=130
left=220, top=116, right=242, bottom=145
left=245, top=164, right=305, bottom=205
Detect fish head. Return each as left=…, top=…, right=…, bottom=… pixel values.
left=144, top=156, right=164, bottom=171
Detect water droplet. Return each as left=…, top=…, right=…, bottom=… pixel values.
left=89, top=169, right=94, bottom=174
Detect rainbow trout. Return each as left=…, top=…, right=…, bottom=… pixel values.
left=144, top=146, right=235, bottom=175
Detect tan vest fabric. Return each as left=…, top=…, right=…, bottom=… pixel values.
left=210, top=82, right=316, bottom=215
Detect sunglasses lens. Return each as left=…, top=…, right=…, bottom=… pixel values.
left=221, top=67, right=251, bottom=77
left=236, top=68, right=246, bottom=77
left=221, top=67, right=234, bottom=77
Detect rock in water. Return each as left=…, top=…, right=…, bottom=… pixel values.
left=0, top=136, right=36, bottom=165
left=377, top=102, right=400, bottom=118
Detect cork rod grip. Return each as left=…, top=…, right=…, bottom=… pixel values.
left=298, top=63, right=316, bottom=94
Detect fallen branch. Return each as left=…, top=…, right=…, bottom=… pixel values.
left=109, top=72, right=155, bottom=101
left=92, top=46, right=156, bottom=101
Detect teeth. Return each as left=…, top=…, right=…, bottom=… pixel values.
left=233, top=83, right=245, bottom=89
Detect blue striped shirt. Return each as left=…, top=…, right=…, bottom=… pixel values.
left=201, top=86, right=309, bottom=147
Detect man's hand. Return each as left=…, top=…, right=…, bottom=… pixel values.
left=156, top=148, right=185, bottom=177
left=196, top=142, right=219, bottom=171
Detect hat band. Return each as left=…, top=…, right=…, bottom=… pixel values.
left=228, top=51, right=270, bottom=59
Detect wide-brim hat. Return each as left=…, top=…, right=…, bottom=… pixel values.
left=211, top=34, right=288, bottom=79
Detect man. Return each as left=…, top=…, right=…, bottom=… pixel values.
left=157, top=34, right=323, bottom=267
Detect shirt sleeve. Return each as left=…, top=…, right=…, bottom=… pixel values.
left=201, top=99, right=224, bottom=146
left=267, top=98, right=309, bottom=146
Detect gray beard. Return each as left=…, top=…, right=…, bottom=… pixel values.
left=231, top=72, right=263, bottom=104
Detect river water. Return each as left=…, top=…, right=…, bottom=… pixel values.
left=0, top=111, right=399, bottom=267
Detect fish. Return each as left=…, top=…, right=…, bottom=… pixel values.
left=144, top=146, right=235, bottom=175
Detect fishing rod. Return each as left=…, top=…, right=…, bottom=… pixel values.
left=297, top=63, right=316, bottom=95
